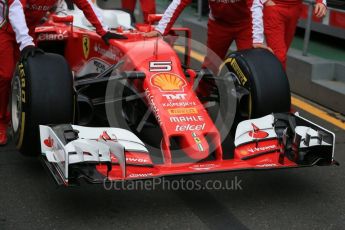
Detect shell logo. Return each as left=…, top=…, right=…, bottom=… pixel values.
left=239, top=150, right=248, bottom=156
left=151, top=73, right=187, bottom=92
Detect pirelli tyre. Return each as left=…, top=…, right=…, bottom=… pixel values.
left=219, top=48, right=291, bottom=119
left=11, top=53, right=75, bottom=156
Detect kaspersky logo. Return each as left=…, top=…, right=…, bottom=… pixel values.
left=249, top=123, right=269, bottom=139
left=151, top=73, right=187, bottom=92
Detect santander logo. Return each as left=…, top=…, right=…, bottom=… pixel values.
left=248, top=145, right=276, bottom=153
left=44, top=136, right=54, bottom=148
left=249, top=123, right=269, bottom=139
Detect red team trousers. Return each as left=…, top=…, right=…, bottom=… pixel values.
left=155, top=0, right=254, bottom=71
left=0, top=27, right=19, bottom=125
left=264, top=2, right=303, bottom=69
left=121, top=0, right=156, bottom=23
left=204, top=18, right=252, bottom=71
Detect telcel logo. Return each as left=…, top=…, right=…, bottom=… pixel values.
left=176, top=123, right=205, bottom=132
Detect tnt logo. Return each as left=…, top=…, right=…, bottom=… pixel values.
left=162, top=94, right=187, bottom=100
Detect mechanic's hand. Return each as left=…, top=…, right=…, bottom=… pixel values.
left=253, top=43, right=274, bottom=53
left=264, top=0, right=276, bottom=6
left=314, top=3, right=327, bottom=18
left=102, top=32, right=127, bottom=45
left=143, top=30, right=161, bottom=38
left=20, top=45, right=44, bottom=61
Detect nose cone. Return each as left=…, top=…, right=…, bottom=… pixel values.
left=180, top=133, right=209, bottom=160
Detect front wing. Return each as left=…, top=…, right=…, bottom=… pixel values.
left=39, top=113, right=336, bottom=186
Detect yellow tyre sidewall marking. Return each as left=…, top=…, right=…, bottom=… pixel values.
left=17, top=62, right=26, bottom=149
left=16, top=112, right=25, bottom=149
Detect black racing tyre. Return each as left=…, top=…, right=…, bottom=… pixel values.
left=219, top=48, right=291, bottom=119
left=11, top=53, right=75, bottom=156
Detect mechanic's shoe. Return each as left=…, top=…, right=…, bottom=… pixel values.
left=0, top=124, right=7, bottom=146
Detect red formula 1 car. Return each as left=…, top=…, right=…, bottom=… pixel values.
left=10, top=7, right=336, bottom=186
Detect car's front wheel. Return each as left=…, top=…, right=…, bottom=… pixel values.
left=219, top=48, right=291, bottom=119
left=11, top=53, right=75, bottom=156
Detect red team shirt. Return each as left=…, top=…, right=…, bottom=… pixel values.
left=155, top=0, right=326, bottom=46
left=265, top=0, right=326, bottom=5
left=0, top=0, right=107, bottom=50
left=155, top=0, right=268, bottom=45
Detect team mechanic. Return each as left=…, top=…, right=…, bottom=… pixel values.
left=121, top=0, right=156, bottom=23
left=0, top=0, right=126, bottom=145
left=261, top=0, right=327, bottom=68
left=144, top=0, right=270, bottom=71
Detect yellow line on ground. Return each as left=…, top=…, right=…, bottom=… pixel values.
left=174, top=46, right=205, bottom=62
left=174, top=46, right=345, bottom=130
left=190, top=49, right=206, bottom=62
left=291, top=97, right=345, bottom=130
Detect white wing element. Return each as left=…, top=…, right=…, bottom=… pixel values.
left=234, top=114, right=333, bottom=149
left=235, top=114, right=276, bottom=147
left=295, top=126, right=332, bottom=148
left=40, top=125, right=147, bottom=179
left=69, top=139, right=113, bottom=164
left=72, top=125, right=147, bottom=153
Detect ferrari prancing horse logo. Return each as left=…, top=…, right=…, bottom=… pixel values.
left=82, top=35, right=90, bottom=59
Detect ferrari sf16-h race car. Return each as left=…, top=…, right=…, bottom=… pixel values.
left=10, top=6, right=336, bottom=186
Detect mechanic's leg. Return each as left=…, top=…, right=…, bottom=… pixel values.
left=121, top=0, right=137, bottom=12
left=0, top=30, right=18, bottom=145
left=198, top=20, right=234, bottom=99
left=203, top=19, right=234, bottom=74
left=264, top=5, right=288, bottom=69
left=234, top=22, right=253, bottom=50
left=284, top=4, right=303, bottom=52
left=139, top=0, right=156, bottom=23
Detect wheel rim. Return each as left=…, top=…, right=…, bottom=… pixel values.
left=221, top=67, right=252, bottom=119
left=11, top=75, right=22, bottom=133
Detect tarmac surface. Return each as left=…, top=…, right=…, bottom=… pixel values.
left=0, top=101, right=344, bottom=230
